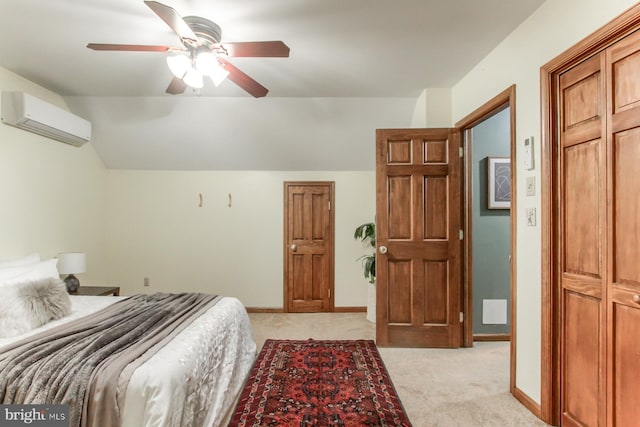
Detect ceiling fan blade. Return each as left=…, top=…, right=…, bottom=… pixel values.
left=218, top=58, right=268, bottom=98
left=219, top=41, right=290, bottom=58
left=144, top=1, right=198, bottom=45
left=166, top=77, right=187, bottom=95
left=87, top=43, right=178, bottom=52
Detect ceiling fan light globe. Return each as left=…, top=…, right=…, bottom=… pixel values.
left=183, top=68, right=204, bottom=88
left=166, top=54, right=191, bottom=78
left=194, top=51, right=217, bottom=75
left=210, top=65, right=230, bottom=87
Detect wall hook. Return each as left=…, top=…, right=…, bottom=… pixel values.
left=228, top=193, right=232, bottom=207
left=198, top=193, right=203, bottom=208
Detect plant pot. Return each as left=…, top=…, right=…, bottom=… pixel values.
left=366, top=282, right=376, bottom=323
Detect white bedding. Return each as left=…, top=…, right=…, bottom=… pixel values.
left=0, top=295, right=257, bottom=427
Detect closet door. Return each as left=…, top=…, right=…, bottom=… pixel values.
left=558, top=53, right=607, bottom=427
left=606, top=30, right=640, bottom=427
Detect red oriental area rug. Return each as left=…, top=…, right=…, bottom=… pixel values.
left=229, top=339, right=412, bottom=426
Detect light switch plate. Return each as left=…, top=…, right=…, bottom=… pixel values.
left=526, top=208, right=536, bottom=226
left=526, top=176, right=535, bottom=196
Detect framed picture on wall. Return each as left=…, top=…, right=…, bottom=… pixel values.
left=488, top=157, right=511, bottom=209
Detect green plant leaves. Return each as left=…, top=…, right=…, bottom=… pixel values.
left=354, top=222, right=376, bottom=283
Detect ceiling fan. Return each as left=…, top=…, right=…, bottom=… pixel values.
left=87, top=1, right=290, bottom=97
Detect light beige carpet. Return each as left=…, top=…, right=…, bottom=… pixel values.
left=248, top=312, right=549, bottom=427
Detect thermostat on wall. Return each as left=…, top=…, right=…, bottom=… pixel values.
left=524, top=137, right=534, bottom=170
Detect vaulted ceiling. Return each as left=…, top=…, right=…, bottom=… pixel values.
left=0, top=0, right=544, bottom=169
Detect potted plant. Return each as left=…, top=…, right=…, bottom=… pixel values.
left=354, top=222, right=376, bottom=322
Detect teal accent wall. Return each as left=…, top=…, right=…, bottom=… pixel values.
left=472, top=107, right=511, bottom=335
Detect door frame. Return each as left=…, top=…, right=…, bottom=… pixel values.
left=455, top=85, right=517, bottom=387
left=282, top=181, right=335, bottom=313
left=540, top=4, right=640, bottom=425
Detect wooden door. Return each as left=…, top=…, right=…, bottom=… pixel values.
left=558, top=53, right=607, bottom=427
left=376, top=128, right=462, bottom=347
left=557, top=30, right=640, bottom=427
left=284, top=182, right=334, bottom=313
left=540, top=8, right=640, bottom=425
left=605, top=30, right=640, bottom=427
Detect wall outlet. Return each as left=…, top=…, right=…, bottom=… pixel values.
left=526, top=208, right=536, bottom=226
left=526, top=176, right=535, bottom=196
left=143, top=277, right=150, bottom=287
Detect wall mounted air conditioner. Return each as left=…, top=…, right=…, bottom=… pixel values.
left=1, top=91, right=91, bottom=147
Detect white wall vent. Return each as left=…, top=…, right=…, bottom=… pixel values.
left=1, top=91, right=91, bottom=147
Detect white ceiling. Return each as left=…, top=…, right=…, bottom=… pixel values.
left=0, top=0, right=544, bottom=98
left=0, top=0, right=544, bottom=170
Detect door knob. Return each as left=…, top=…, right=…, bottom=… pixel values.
left=379, top=245, right=388, bottom=254
left=290, top=244, right=297, bottom=252
left=633, top=294, right=640, bottom=304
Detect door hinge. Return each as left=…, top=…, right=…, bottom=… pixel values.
left=328, top=201, right=331, bottom=211
left=459, top=229, right=464, bottom=240
left=459, top=147, right=464, bottom=158
left=460, top=312, right=464, bottom=322
left=328, top=288, right=331, bottom=299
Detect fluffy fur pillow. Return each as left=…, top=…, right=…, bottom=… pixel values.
left=0, top=278, right=71, bottom=338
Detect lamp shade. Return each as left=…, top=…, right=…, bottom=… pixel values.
left=209, top=63, right=230, bottom=87
left=167, top=54, right=191, bottom=79
left=195, top=51, right=229, bottom=86
left=183, top=68, right=204, bottom=88
left=194, top=51, right=217, bottom=75
left=57, top=252, right=86, bottom=275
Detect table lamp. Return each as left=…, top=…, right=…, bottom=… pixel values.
left=57, top=252, right=86, bottom=292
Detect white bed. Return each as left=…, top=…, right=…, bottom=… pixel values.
left=0, top=294, right=257, bottom=427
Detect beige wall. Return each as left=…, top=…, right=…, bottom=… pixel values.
left=410, top=88, right=453, bottom=128
left=105, top=170, right=375, bottom=307
left=451, top=0, right=638, bottom=404
left=0, top=67, right=108, bottom=282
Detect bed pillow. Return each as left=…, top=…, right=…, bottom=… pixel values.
left=0, top=263, right=37, bottom=283
left=32, top=258, right=60, bottom=281
left=0, top=253, right=40, bottom=269
left=0, top=258, right=59, bottom=287
left=0, top=278, right=71, bottom=338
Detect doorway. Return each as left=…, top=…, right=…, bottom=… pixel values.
left=283, top=181, right=335, bottom=312
left=468, top=107, right=512, bottom=342
left=456, top=85, right=516, bottom=391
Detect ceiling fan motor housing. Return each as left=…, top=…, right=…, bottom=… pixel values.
left=183, top=16, right=222, bottom=47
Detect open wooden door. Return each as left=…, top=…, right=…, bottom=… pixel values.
left=376, top=128, right=462, bottom=347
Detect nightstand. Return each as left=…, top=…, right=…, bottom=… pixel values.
left=70, top=286, right=120, bottom=296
